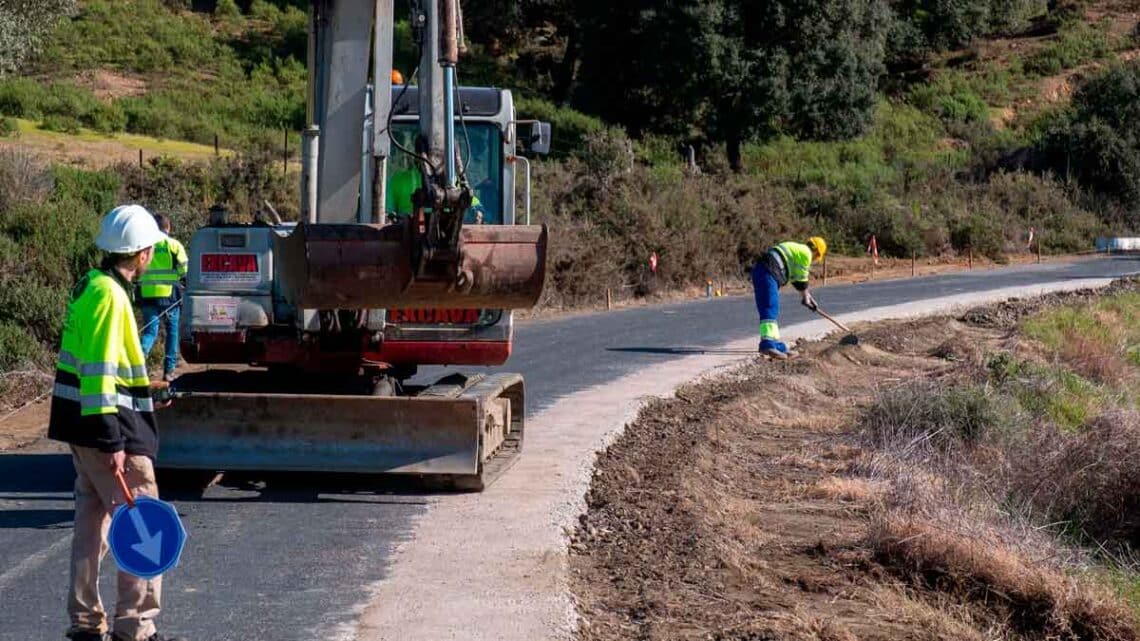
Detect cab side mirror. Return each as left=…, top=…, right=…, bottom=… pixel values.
left=528, top=122, right=551, bottom=155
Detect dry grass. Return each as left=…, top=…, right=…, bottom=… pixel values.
left=1059, top=335, right=1134, bottom=385
left=809, top=477, right=886, bottom=502
left=1010, top=410, right=1140, bottom=547
left=860, top=381, right=1010, bottom=454
left=871, top=515, right=1139, bottom=640
left=0, top=149, right=50, bottom=212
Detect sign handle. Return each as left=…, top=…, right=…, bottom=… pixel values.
left=114, top=468, right=136, bottom=509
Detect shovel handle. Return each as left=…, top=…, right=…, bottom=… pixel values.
left=114, top=468, right=136, bottom=509
left=814, top=307, right=852, bottom=333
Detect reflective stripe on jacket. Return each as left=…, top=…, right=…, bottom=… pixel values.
left=139, top=236, right=188, bottom=299
left=48, top=269, right=158, bottom=455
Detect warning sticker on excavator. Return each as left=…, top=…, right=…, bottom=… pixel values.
left=201, top=271, right=261, bottom=285
left=200, top=254, right=261, bottom=285
left=205, top=302, right=238, bottom=325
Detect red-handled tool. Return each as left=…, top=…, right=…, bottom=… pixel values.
left=114, top=468, right=136, bottom=509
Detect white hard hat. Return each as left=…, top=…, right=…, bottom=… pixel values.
left=95, top=205, right=166, bottom=254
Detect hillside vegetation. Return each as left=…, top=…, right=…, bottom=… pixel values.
left=3, top=0, right=1140, bottom=392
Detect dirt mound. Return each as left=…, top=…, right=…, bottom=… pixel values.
left=813, top=341, right=923, bottom=369
left=959, top=277, right=1140, bottom=330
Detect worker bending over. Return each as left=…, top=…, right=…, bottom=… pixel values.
left=49, top=205, right=186, bottom=641
left=752, top=236, right=827, bottom=359
left=137, top=213, right=187, bottom=382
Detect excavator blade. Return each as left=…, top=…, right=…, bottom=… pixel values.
left=155, top=372, right=524, bottom=489
left=277, top=221, right=547, bottom=310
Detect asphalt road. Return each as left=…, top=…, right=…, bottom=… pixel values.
left=2, top=256, right=1137, bottom=641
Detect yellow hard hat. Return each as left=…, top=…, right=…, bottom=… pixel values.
left=807, top=236, right=827, bottom=260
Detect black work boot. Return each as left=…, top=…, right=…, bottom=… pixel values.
left=66, top=631, right=107, bottom=641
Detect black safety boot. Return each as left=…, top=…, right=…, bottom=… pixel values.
left=66, top=631, right=107, bottom=641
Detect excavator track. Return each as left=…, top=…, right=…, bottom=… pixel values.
left=155, top=371, right=526, bottom=491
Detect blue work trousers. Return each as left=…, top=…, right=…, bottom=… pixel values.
left=140, top=299, right=180, bottom=375
left=751, top=263, right=781, bottom=340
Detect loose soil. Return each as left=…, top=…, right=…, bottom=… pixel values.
left=570, top=286, right=1136, bottom=640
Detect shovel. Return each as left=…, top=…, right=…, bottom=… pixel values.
left=807, top=303, right=860, bottom=345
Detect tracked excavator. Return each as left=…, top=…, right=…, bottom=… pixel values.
left=155, top=0, right=550, bottom=489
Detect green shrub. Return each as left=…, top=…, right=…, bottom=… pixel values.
left=951, top=212, right=1005, bottom=259
left=0, top=277, right=67, bottom=344
left=635, top=135, right=684, bottom=168
left=215, top=0, right=242, bottom=19
left=87, top=103, right=127, bottom=134
left=862, top=381, right=1011, bottom=452
left=1024, top=20, right=1111, bottom=76
left=0, top=77, right=50, bottom=119
left=987, top=351, right=1106, bottom=431
left=982, top=172, right=1101, bottom=253
left=515, top=96, right=605, bottom=158
left=40, top=113, right=82, bottom=134
left=52, top=165, right=121, bottom=215
left=0, top=322, right=48, bottom=371
left=909, top=79, right=990, bottom=125
left=0, top=117, right=16, bottom=137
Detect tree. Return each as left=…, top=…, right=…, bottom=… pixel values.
left=1037, top=63, right=1140, bottom=217
left=886, top=0, right=1048, bottom=64
left=573, top=0, right=890, bottom=171
left=0, top=0, right=76, bottom=76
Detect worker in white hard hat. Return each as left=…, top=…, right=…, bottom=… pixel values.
left=48, top=204, right=188, bottom=641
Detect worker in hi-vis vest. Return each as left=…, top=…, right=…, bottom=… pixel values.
left=386, top=165, right=486, bottom=222
left=137, top=213, right=188, bottom=382
left=751, top=236, right=827, bottom=359
left=48, top=204, right=187, bottom=641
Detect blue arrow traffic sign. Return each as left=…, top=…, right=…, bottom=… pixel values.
left=109, top=496, right=187, bottom=579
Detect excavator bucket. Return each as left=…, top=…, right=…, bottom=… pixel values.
left=276, top=220, right=547, bottom=310
left=155, top=371, right=523, bottom=489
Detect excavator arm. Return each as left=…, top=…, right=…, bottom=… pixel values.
left=284, top=0, right=546, bottom=310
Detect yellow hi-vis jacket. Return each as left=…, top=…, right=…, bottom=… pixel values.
left=139, top=236, right=188, bottom=299
left=48, top=269, right=158, bottom=455
left=768, top=241, right=814, bottom=291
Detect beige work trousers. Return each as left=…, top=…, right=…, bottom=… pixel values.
left=68, top=445, right=162, bottom=641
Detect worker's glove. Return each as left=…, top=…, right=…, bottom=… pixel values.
left=802, top=293, right=818, bottom=312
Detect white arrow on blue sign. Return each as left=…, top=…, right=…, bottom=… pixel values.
left=108, top=496, right=187, bottom=579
